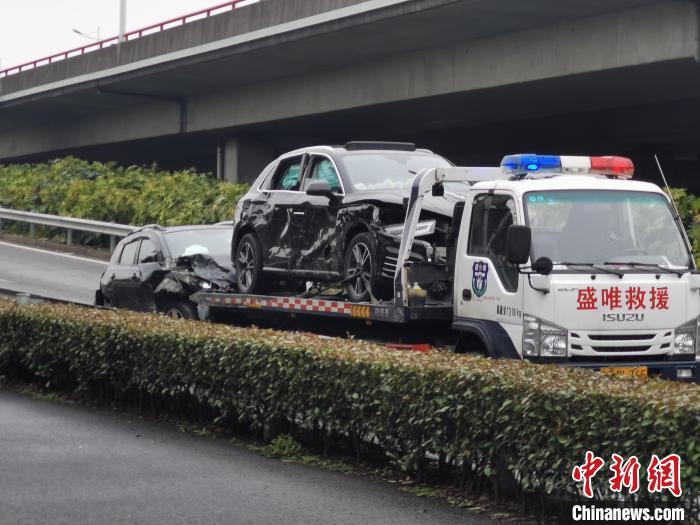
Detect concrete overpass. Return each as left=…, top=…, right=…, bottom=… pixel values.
left=2, top=0, right=700, bottom=189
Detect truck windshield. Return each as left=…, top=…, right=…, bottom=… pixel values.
left=340, top=152, right=452, bottom=191
left=524, top=190, right=691, bottom=269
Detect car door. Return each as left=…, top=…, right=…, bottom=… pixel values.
left=261, top=154, right=308, bottom=272
left=294, top=155, right=343, bottom=276
left=108, top=238, right=142, bottom=310
left=132, top=236, right=163, bottom=312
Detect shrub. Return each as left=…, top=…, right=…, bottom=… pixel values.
left=0, top=157, right=249, bottom=228
left=0, top=301, right=698, bottom=514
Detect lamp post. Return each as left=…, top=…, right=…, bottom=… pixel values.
left=119, top=0, right=127, bottom=44
left=72, top=28, right=101, bottom=42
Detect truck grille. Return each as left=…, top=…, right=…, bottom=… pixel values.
left=587, top=334, right=655, bottom=341
left=569, top=330, right=674, bottom=357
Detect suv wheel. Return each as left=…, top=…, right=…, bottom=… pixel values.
left=236, top=233, right=265, bottom=294
left=343, top=233, right=379, bottom=303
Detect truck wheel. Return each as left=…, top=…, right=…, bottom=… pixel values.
left=343, top=233, right=379, bottom=303
left=236, top=233, right=264, bottom=294
left=455, top=332, right=489, bottom=357
left=162, top=300, right=198, bottom=320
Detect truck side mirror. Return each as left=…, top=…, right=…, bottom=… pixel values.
left=306, top=180, right=336, bottom=201
left=506, top=225, right=531, bottom=265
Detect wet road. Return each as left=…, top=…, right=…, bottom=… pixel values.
left=0, top=390, right=497, bottom=525
left=0, top=241, right=105, bottom=304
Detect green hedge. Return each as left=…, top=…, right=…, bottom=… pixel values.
left=669, top=188, right=700, bottom=266
left=0, top=301, right=698, bottom=511
left=0, top=157, right=249, bottom=226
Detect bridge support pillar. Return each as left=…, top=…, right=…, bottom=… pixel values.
left=219, top=138, right=274, bottom=184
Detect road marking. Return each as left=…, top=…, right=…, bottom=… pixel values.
left=0, top=241, right=107, bottom=265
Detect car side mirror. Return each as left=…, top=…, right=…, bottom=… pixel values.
left=506, top=225, right=531, bottom=265
left=306, top=180, right=337, bottom=201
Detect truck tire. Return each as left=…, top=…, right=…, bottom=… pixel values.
left=343, top=232, right=380, bottom=303
left=455, top=332, right=488, bottom=356
left=162, top=300, right=198, bottom=320
left=235, top=233, right=265, bottom=294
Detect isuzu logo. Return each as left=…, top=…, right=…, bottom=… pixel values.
left=602, top=313, right=645, bottom=322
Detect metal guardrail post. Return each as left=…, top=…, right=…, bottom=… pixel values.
left=110, top=236, right=117, bottom=252
left=67, top=229, right=73, bottom=245
left=29, top=223, right=35, bottom=236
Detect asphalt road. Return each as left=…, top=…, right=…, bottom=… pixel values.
left=0, top=241, right=105, bottom=304
left=0, top=390, right=496, bottom=525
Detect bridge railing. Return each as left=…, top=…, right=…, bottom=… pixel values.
left=0, top=207, right=133, bottom=251
left=0, top=0, right=260, bottom=78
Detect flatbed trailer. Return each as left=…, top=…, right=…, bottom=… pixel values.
left=192, top=291, right=452, bottom=324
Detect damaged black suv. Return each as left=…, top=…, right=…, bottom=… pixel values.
left=232, top=142, right=457, bottom=302
left=96, top=224, right=235, bottom=318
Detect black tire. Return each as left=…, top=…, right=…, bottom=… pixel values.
left=235, top=233, right=265, bottom=294
left=454, top=332, right=489, bottom=357
left=343, top=232, right=381, bottom=303
left=162, top=300, right=198, bottom=320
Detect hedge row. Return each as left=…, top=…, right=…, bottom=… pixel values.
left=669, top=188, right=700, bottom=266
left=0, top=157, right=249, bottom=226
left=0, top=301, right=698, bottom=510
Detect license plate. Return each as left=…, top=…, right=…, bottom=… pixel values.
left=601, top=366, right=648, bottom=378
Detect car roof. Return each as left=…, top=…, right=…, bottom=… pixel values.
left=278, top=144, right=436, bottom=158
left=129, top=224, right=231, bottom=237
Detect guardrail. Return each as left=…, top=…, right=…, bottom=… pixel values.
left=0, top=0, right=260, bottom=78
left=0, top=207, right=133, bottom=251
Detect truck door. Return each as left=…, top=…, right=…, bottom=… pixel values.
left=455, top=192, right=524, bottom=326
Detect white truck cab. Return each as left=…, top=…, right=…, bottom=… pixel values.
left=448, top=154, right=700, bottom=380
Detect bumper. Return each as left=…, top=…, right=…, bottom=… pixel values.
left=560, top=360, right=700, bottom=383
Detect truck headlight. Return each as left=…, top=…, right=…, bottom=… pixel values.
left=522, top=315, right=567, bottom=358
left=673, top=318, right=699, bottom=355
left=383, top=220, right=436, bottom=237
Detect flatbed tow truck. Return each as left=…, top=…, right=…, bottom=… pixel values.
left=193, top=154, right=700, bottom=382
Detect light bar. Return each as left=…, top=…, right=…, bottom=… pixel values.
left=500, top=154, right=634, bottom=178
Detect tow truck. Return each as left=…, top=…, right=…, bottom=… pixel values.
left=193, top=154, right=700, bottom=382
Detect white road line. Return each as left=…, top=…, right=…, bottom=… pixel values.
left=0, top=241, right=107, bottom=265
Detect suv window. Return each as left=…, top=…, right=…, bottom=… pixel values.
left=138, top=238, right=159, bottom=264
left=305, top=157, right=342, bottom=193
left=467, top=194, right=518, bottom=292
left=271, top=157, right=303, bottom=191
left=119, top=240, right=140, bottom=265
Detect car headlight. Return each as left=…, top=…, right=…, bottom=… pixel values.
left=673, top=317, right=699, bottom=355
left=522, top=315, right=568, bottom=358
left=383, top=220, right=436, bottom=237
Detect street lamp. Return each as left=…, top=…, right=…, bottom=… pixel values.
left=72, top=28, right=101, bottom=42
left=119, top=0, right=127, bottom=44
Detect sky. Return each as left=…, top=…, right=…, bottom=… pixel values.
left=0, top=0, right=258, bottom=70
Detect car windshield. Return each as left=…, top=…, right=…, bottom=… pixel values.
left=339, top=152, right=452, bottom=191
left=164, top=229, right=233, bottom=259
left=524, top=190, right=692, bottom=269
